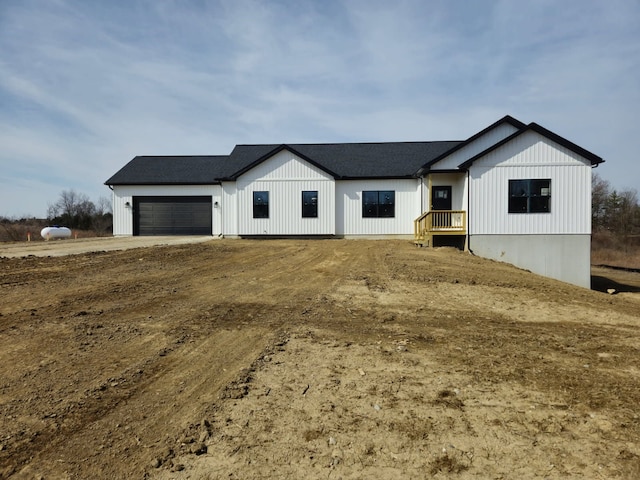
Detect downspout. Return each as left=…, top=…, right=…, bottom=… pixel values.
left=218, top=184, right=224, bottom=238
left=466, top=170, right=473, bottom=254
left=416, top=168, right=426, bottom=214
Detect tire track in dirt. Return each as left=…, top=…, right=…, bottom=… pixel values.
left=11, top=327, right=274, bottom=479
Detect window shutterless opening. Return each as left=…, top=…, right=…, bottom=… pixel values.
left=362, top=191, right=395, bottom=218
left=302, top=191, right=318, bottom=218
left=509, top=179, right=550, bottom=213
left=253, top=191, right=269, bottom=218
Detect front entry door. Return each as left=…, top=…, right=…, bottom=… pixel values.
left=431, top=186, right=452, bottom=210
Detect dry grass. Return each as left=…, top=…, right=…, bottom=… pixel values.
left=0, top=220, right=46, bottom=242
left=0, top=222, right=103, bottom=243
left=592, top=231, right=640, bottom=269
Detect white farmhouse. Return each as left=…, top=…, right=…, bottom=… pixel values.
left=106, top=116, right=603, bottom=288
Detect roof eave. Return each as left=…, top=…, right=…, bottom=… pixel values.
left=420, top=168, right=465, bottom=175
left=458, top=123, right=605, bottom=169
left=527, top=123, right=604, bottom=165
left=422, top=115, right=527, bottom=169
left=105, top=181, right=222, bottom=186
left=338, top=175, right=418, bottom=180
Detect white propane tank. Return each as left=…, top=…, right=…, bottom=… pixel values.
left=41, top=226, right=72, bottom=240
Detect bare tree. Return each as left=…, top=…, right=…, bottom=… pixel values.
left=47, top=189, right=101, bottom=230
left=617, top=189, right=639, bottom=236
left=95, top=196, right=112, bottom=215
left=592, top=173, right=610, bottom=231
left=48, top=190, right=92, bottom=219
left=92, top=195, right=113, bottom=235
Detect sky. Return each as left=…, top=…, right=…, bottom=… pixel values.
left=1, top=0, right=639, bottom=218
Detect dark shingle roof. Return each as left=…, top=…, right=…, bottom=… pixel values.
left=228, top=141, right=462, bottom=179
left=104, top=155, right=230, bottom=185
left=105, top=141, right=463, bottom=185
left=104, top=117, right=604, bottom=186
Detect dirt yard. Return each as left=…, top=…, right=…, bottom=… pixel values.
left=1, top=239, right=639, bottom=479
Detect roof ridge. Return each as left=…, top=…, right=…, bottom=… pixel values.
left=234, top=140, right=462, bottom=147
left=134, top=155, right=229, bottom=158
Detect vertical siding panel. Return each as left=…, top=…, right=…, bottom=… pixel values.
left=222, top=183, right=238, bottom=236
left=433, top=123, right=520, bottom=170
left=112, top=188, right=132, bottom=235
left=236, top=150, right=335, bottom=235
left=469, top=131, right=592, bottom=235
left=336, top=179, right=420, bottom=236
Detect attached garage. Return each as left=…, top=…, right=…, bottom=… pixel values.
left=133, top=196, right=212, bottom=235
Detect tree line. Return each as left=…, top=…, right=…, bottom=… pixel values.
left=46, top=189, right=113, bottom=234
left=592, top=173, right=640, bottom=237
left=0, top=189, right=113, bottom=241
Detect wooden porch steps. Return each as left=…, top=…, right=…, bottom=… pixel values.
left=414, top=210, right=467, bottom=247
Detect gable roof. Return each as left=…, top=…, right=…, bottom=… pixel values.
left=104, top=116, right=604, bottom=186
left=421, top=115, right=526, bottom=172
left=227, top=144, right=340, bottom=179
left=458, top=122, right=605, bottom=169
left=105, top=141, right=463, bottom=185
left=228, top=141, right=462, bottom=180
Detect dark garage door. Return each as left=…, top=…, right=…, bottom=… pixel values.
left=133, top=196, right=212, bottom=236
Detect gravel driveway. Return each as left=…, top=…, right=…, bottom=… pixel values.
left=0, top=236, right=214, bottom=258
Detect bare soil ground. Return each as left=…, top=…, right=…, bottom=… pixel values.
left=1, top=239, right=639, bottom=479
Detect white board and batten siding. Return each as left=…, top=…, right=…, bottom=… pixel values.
left=336, top=179, right=421, bottom=237
left=468, top=130, right=592, bottom=235
left=111, top=185, right=222, bottom=236
left=221, top=182, right=238, bottom=237
left=235, top=150, right=335, bottom=236
left=431, top=122, right=520, bottom=170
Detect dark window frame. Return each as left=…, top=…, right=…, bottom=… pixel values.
left=362, top=190, right=395, bottom=218
left=253, top=191, right=269, bottom=218
left=302, top=191, right=318, bottom=218
left=508, top=179, right=551, bottom=214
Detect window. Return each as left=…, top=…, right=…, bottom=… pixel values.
left=509, top=179, right=551, bottom=213
left=253, top=191, right=269, bottom=218
left=363, top=191, right=395, bottom=218
left=302, top=191, right=318, bottom=218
